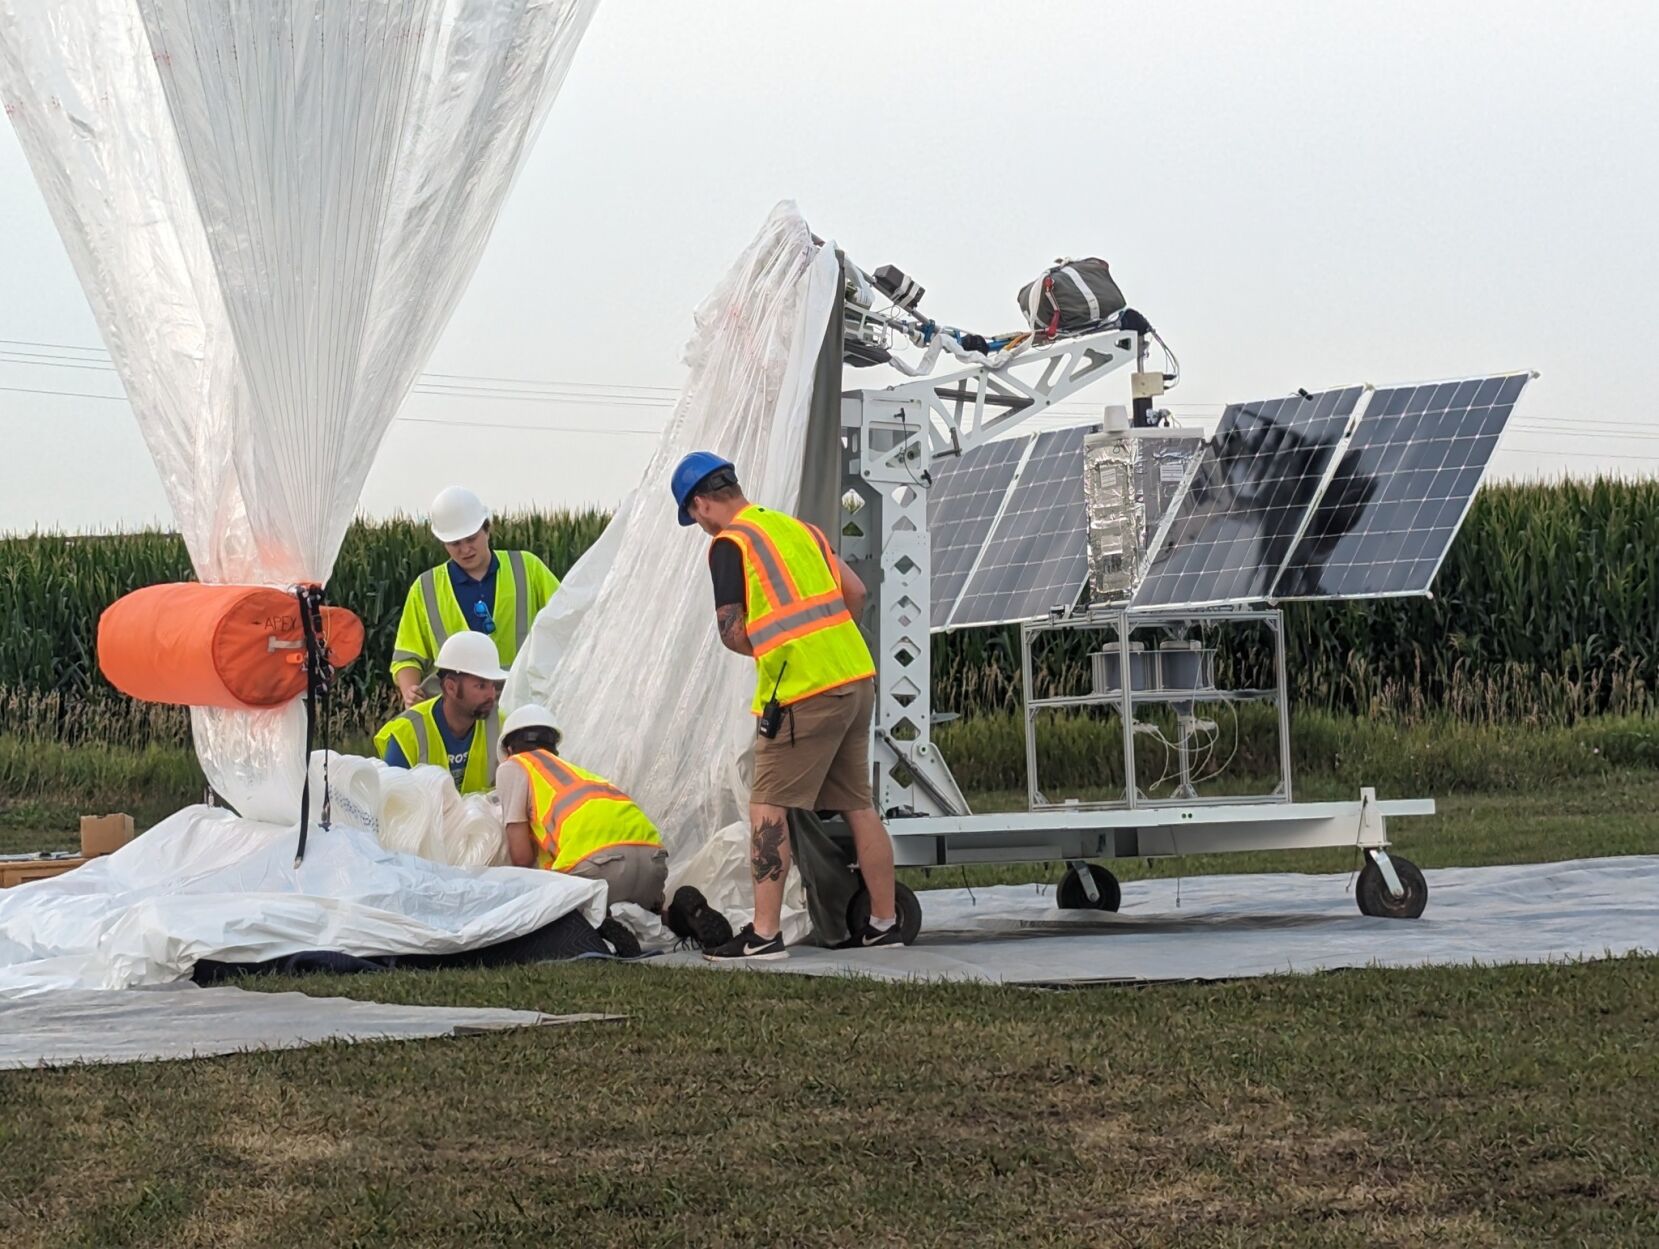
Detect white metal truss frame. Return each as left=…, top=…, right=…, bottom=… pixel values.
left=882, top=790, right=1432, bottom=869
left=840, top=328, right=1140, bottom=818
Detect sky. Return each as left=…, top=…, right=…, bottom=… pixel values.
left=2, top=0, right=1657, bottom=536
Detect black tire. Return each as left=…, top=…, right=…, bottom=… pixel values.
left=1356, top=855, right=1428, bottom=919
left=846, top=880, right=923, bottom=945
left=1057, top=863, right=1122, bottom=912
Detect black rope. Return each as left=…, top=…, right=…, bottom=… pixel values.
left=293, top=585, right=335, bottom=867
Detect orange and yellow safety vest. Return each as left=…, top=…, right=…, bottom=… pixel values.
left=710, top=504, right=876, bottom=713
left=504, top=748, right=662, bottom=873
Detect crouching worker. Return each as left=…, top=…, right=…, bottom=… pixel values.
left=495, top=705, right=731, bottom=955
left=374, top=632, right=504, bottom=795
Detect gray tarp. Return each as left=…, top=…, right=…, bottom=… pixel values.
left=0, top=986, right=613, bottom=1070
left=664, top=856, right=1659, bottom=985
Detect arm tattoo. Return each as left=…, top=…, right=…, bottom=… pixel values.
left=750, top=815, right=787, bottom=883
left=716, top=603, right=753, bottom=655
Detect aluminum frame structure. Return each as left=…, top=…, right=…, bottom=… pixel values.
left=840, top=327, right=1141, bottom=818
left=1020, top=608, right=1292, bottom=813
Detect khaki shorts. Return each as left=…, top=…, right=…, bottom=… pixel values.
left=751, top=678, right=875, bottom=812
left=567, top=844, right=669, bottom=912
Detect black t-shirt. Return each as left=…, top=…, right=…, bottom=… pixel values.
left=709, top=539, right=746, bottom=610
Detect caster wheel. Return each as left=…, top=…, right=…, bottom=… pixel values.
left=1057, top=863, right=1122, bottom=912
left=1356, top=855, right=1428, bottom=919
left=846, top=880, right=923, bottom=945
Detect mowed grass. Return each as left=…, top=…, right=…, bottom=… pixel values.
left=1, top=734, right=1655, bottom=1245
left=0, top=956, right=1656, bottom=1247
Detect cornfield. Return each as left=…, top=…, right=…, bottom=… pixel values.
left=0, top=480, right=1652, bottom=748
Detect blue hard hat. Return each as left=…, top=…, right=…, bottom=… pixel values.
left=671, top=451, right=737, bottom=526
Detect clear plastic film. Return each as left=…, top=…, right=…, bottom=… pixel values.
left=506, top=203, right=841, bottom=861
left=1084, top=428, right=1206, bottom=602
left=1083, top=432, right=1141, bottom=600
left=0, top=0, right=600, bottom=822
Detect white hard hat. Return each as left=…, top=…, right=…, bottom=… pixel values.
left=434, top=631, right=509, bottom=683
left=499, top=703, right=560, bottom=749
left=429, top=485, right=490, bottom=543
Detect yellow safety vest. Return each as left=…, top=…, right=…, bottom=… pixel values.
left=389, top=550, right=559, bottom=681
left=506, top=749, right=662, bottom=873
left=710, top=505, right=876, bottom=713
left=373, top=697, right=500, bottom=796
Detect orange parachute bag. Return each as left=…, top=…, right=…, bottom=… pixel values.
left=98, top=584, right=365, bottom=710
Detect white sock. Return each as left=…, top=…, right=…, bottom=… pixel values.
left=869, top=915, right=895, bottom=932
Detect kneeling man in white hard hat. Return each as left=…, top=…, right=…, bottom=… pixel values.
left=389, top=485, right=561, bottom=709
left=374, top=632, right=506, bottom=795
left=495, top=704, right=732, bottom=955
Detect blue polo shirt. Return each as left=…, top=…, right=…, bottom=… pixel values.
left=450, top=554, right=501, bottom=636
left=382, top=697, right=478, bottom=786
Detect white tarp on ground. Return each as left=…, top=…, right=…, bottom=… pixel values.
left=663, top=857, right=1659, bottom=985
left=0, top=809, right=606, bottom=999
left=0, top=986, right=614, bottom=1070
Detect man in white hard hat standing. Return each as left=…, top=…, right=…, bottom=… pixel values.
left=495, top=704, right=734, bottom=955
left=390, top=486, right=561, bottom=709
left=375, top=632, right=506, bottom=795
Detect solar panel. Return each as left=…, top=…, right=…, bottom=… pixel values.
left=1273, top=372, right=1530, bottom=600
left=926, top=437, right=1026, bottom=624
left=1131, top=387, right=1365, bottom=609
left=951, top=425, right=1092, bottom=628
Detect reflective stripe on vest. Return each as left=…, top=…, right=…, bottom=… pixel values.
left=416, top=554, right=538, bottom=665
left=505, top=549, right=531, bottom=653
left=418, top=568, right=452, bottom=653
left=712, top=506, right=876, bottom=712
left=512, top=750, right=661, bottom=873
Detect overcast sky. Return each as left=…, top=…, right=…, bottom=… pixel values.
left=2, top=0, right=1656, bottom=536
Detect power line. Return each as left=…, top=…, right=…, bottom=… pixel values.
left=0, top=383, right=666, bottom=437
left=0, top=339, right=681, bottom=406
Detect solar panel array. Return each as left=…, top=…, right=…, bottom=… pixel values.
left=922, top=371, right=1530, bottom=627
left=926, top=438, right=1025, bottom=622
left=1131, top=387, right=1364, bottom=609
left=1132, top=371, right=1531, bottom=609
left=926, top=426, right=1092, bottom=629
left=1274, top=373, right=1530, bottom=599
left=952, top=426, right=1092, bottom=628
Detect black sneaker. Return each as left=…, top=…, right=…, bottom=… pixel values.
left=665, top=886, right=734, bottom=953
left=704, top=923, right=787, bottom=962
left=854, top=923, right=905, bottom=949
left=597, top=915, right=643, bottom=959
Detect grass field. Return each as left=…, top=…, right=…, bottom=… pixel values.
left=1, top=723, right=1655, bottom=1246
left=0, top=956, right=1655, bottom=1247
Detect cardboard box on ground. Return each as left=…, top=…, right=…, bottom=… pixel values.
left=80, top=814, right=134, bottom=859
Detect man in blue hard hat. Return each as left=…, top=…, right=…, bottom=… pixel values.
left=671, top=451, right=903, bottom=961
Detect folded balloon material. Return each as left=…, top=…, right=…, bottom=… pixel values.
left=312, top=752, right=508, bottom=870
left=99, top=584, right=364, bottom=710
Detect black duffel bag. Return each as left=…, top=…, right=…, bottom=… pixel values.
left=1018, top=257, right=1126, bottom=337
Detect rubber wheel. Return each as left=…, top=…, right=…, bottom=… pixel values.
left=1057, top=863, right=1122, bottom=912
left=846, top=880, right=923, bottom=945
left=1356, top=855, right=1428, bottom=919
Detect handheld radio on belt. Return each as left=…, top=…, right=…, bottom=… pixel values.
left=757, top=661, right=788, bottom=740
